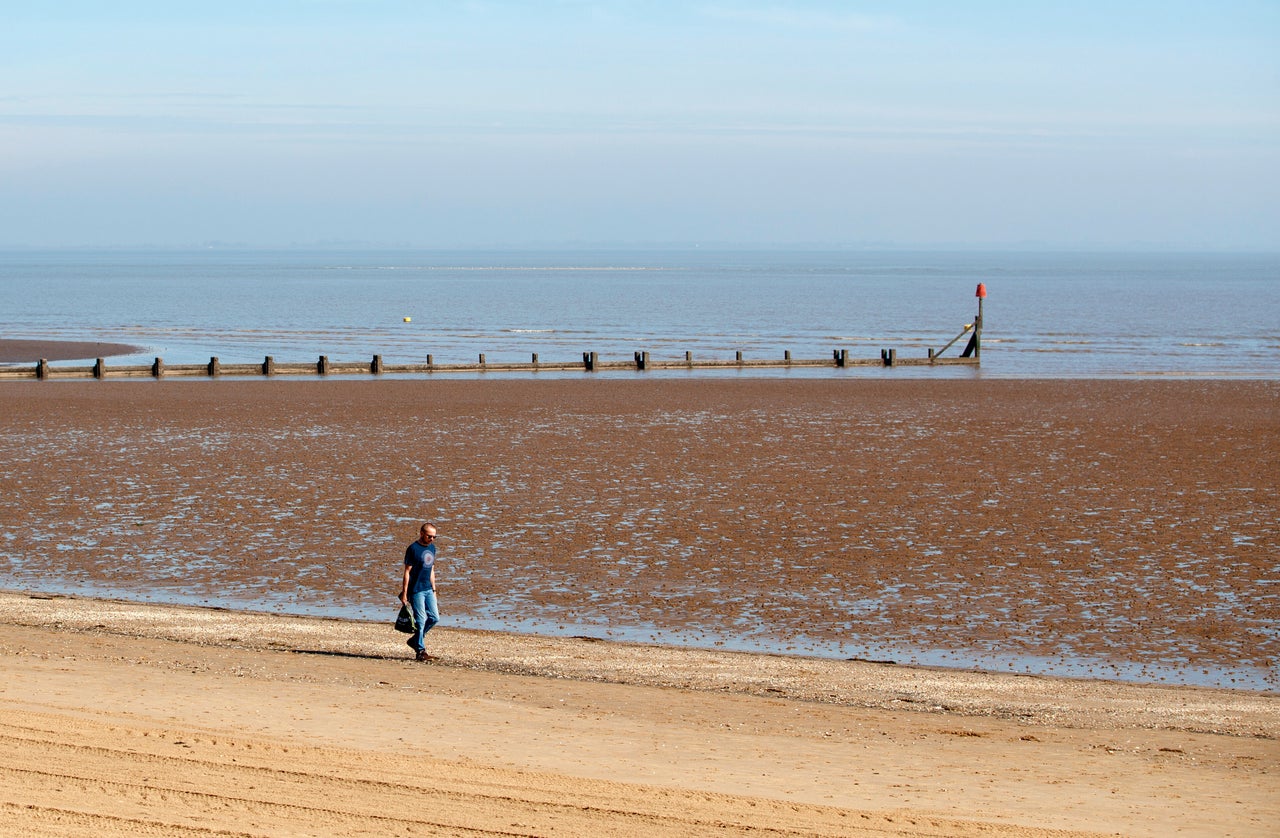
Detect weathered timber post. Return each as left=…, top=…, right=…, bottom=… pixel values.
left=152, top=357, right=164, bottom=378
left=209, top=357, right=221, bottom=377
left=685, top=351, right=693, bottom=364
left=583, top=351, right=597, bottom=371
left=785, top=350, right=792, bottom=362
left=881, top=348, right=896, bottom=367
left=976, top=284, right=984, bottom=357
left=834, top=349, right=847, bottom=368
left=426, top=354, right=434, bottom=366
left=635, top=351, right=649, bottom=370
left=928, top=348, right=936, bottom=361
left=263, top=356, right=275, bottom=375
left=962, top=283, right=985, bottom=359
left=37, top=359, right=49, bottom=380
left=479, top=353, right=486, bottom=366
left=371, top=355, right=383, bottom=375
left=317, top=355, right=330, bottom=375
left=735, top=351, right=743, bottom=362
left=93, top=358, right=105, bottom=379
left=531, top=353, right=539, bottom=366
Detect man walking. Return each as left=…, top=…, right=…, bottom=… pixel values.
left=399, top=522, right=440, bottom=662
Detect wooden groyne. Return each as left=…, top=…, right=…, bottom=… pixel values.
left=0, top=287, right=986, bottom=381
left=0, top=342, right=980, bottom=380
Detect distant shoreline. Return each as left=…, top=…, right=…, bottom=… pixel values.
left=0, top=338, right=145, bottom=363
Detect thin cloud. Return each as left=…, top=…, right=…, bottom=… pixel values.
left=696, top=4, right=896, bottom=33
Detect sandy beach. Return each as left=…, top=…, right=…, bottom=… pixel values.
left=1, top=371, right=1278, bottom=834
left=2, top=591, right=1277, bottom=837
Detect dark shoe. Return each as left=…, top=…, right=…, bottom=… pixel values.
left=416, top=650, right=428, bottom=662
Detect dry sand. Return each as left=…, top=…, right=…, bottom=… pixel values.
left=2, top=591, right=1277, bottom=837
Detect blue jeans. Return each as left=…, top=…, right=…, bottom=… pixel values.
left=409, top=589, right=439, bottom=652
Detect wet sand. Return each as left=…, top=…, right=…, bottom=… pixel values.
left=0, top=338, right=145, bottom=363
left=1, top=377, right=1276, bottom=688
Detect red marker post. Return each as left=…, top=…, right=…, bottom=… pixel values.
left=962, top=283, right=986, bottom=359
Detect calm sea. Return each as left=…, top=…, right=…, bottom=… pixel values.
left=2, top=248, right=1277, bottom=378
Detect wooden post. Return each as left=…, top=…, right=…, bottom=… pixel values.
left=152, top=357, right=164, bottom=378
left=977, top=284, right=984, bottom=357
left=37, top=359, right=49, bottom=380
left=531, top=353, right=539, bottom=366
left=881, top=348, right=896, bottom=367
left=685, top=351, right=693, bottom=364
left=928, top=348, right=936, bottom=361
left=962, top=309, right=982, bottom=358
left=263, top=356, right=275, bottom=375
left=785, top=350, right=791, bottom=362
left=735, top=351, right=743, bottom=362
left=93, top=358, right=105, bottom=379
left=479, top=353, right=486, bottom=366
left=975, top=298, right=983, bottom=358
left=584, top=351, right=597, bottom=371
left=963, top=283, right=985, bottom=359
left=634, top=351, right=649, bottom=370
left=371, top=355, right=383, bottom=375
left=317, top=355, right=330, bottom=375
left=426, top=354, right=433, bottom=366
left=209, top=357, right=220, bottom=377
left=834, top=349, right=846, bottom=368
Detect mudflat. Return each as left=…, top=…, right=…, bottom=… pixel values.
left=0, top=338, right=144, bottom=363
left=1, top=378, right=1276, bottom=686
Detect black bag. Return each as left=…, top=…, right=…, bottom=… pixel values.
left=394, top=605, right=417, bottom=634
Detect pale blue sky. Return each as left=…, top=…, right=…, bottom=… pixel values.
left=2, top=1, right=1277, bottom=248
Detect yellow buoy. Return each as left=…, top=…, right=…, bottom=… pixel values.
left=403, top=316, right=412, bottom=323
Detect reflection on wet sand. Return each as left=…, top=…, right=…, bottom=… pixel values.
left=2, top=378, right=1276, bottom=690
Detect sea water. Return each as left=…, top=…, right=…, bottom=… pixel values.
left=2, top=248, right=1277, bottom=378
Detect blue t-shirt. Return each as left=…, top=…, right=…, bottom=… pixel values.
left=404, top=540, right=436, bottom=595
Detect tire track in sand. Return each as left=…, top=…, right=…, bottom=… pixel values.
left=0, top=710, right=1092, bottom=838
